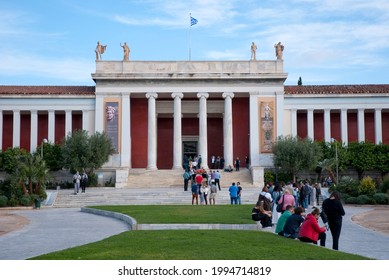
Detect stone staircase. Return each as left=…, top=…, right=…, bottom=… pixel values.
left=126, top=168, right=255, bottom=188
left=52, top=168, right=259, bottom=208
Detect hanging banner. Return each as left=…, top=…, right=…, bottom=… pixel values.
left=259, top=98, right=276, bottom=153
left=105, top=100, right=120, bottom=153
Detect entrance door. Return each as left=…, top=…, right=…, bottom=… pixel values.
left=183, top=141, right=198, bottom=160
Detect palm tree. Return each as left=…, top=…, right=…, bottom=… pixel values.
left=12, top=153, right=50, bottom=198
left=317, top=158, right=337, bottom=184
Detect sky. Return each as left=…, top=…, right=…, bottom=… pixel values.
left=1, top=0, right=388, bottom=86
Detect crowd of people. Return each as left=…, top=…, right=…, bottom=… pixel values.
left=252, top=180, right=345, bottom=250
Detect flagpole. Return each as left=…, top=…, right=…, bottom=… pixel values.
left=189, top=13, right=192, bottom=61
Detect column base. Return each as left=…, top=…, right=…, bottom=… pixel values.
left=115, top=168, right=129, bottom=188
left=251, top=166, right=264, bottom=189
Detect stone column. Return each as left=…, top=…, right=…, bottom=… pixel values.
left=121, top=92, right=131, bottom=167
left=375, top=108, right=382, bottom=144
left=291, top=109, right=297, bottom=137
left=307, top=109, right=314, bottom=140
left=65, top=110, right=72, bottom=137
left=95, top=95, right=104, bottom=133
left=12, top=110, right=20, bottom=148
left=48, top=110, right=55, bottom=143
left=324, top=109, right=331, bottom=143
left=172, top=92, right=183, bottom=169
left=197, top=92, right=209, bottom=169
left=82, top=110, right=90, bottom=135
left=30, top=110, right=38, bottom=153
left=146, top=92, right=158, bottom=170
left=340, top=109, right=348, bottom=145
left=222, top=92, right=234, bottom=168
left=358, top=109, right=365, bottom=142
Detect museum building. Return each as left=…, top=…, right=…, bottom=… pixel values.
left=1, top=59, right=389, bottom=186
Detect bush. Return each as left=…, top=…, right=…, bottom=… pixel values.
left=336, top=176, right=359, bottom=197
left=373, top=193, right=389, bottom=205
left=0, top=195, right=8, bottom=207
left=380, top=174, right=389, bottom=194
left=355, top=194, right=375, bottom=205
left=20, top=194, right=33, bottom=206
left=359, top=176, right=377, bottom=196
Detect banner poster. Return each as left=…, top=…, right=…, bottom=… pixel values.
left=105, top=101, right=119, bottom=153
left=259, top=98, right=276, bottom=153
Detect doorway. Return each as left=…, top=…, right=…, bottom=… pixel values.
left=183, top=141, right=198, bottom=160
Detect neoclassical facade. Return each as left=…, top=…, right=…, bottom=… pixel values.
left=1, top=60, right=389, bottom=187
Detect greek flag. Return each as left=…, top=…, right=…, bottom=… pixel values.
left=190, top=16, right=198, bottom=26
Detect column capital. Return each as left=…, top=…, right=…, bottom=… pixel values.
left=197, top=92, right=209, bottom=99
left=222, top=92, right=235, bottom=99
left=146, top=92, right=158, bottom=99
left=375, top=108, right=382, bottom=112
left=121, top=92, right=131, bottom=97
left=171, top=92, right=183, bottom=99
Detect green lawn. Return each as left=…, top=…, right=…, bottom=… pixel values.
left=30, top=205, right=370, bottom=260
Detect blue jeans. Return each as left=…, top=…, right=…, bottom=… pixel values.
left=230, top=196, right=238, bottom=204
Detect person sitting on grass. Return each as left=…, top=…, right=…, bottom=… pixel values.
left=251, top=201, right=272, bottom=228
left=298, top=207, right=327, bottom=247
left=275, top=205, right=294, bottom=235
left=280, top=206, right=306, bottom=239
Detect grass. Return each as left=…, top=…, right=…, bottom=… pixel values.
left=30, top=205, right=371, bottom=260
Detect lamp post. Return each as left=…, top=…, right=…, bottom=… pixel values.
left=41, top=138, right=48, bottom=159
left=331, top=138, right=338, bottom=184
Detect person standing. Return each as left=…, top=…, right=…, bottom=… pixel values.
left=237, top=182, right=242, bottom=204
left=322, top=191, right=345, bottom=250
left=214, top=170, right=221, bottom=191
left=191, top=182, right=199, bottom=205
left=235, top=157, right=240, bottom=171
left=73, top=171, right=81, bottom=195
left=229, top=182, right=239, bottom=205
left=80, top=171, right=88, bottom=193
left=209, top=180, right=218, bottom=205
left=183, top=170, right=190, bottom=191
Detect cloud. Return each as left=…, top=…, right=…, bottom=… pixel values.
left=0, top=50, right=94, bottom=84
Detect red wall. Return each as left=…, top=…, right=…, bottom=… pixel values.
left=157, top=118, right=173, bottom=169
left=348, top=112, right=358, bottom=142
left=297, top=111, right=307, bottom=139
left=38, top=113, right=48, bottom=145
left=72, top=113, right=82, bottom=132
left=330, top=112, right=341, bottom=141
left=2, top=113, right=12, bottom=150
left=383, top=112, right=389, bottom=144
left=232, top=98, right=250, bottom=166
left=55, top=114, right=65, bottom=144
left=20, top=113, right=31, bottom=151
left=365, top=112, right=375, bottom=143
left=131, top=99, right=148, bottom=168
left=314, top=112, right=324, bottom=141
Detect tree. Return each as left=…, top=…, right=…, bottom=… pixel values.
left=272, top=135, right=322, bottom=182
left=62, top=130, right=114, bottom=176
left=347, top=141, right=375, bottom=179
left=35, top=142, right=64, bottom=171
left=374, top=143, right=389, bottom=178
left=11, top=153, right=49, bottom=198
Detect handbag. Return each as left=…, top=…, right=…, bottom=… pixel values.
left=276, top=195, right=284, bottom=213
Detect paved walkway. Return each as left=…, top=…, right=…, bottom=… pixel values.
left=0, top=188, right=388, bottom=260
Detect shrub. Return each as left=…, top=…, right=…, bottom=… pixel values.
left=380, top=174, right=389, bottom=194
left=355, top=194, right=375, bottom=205
left=8, top=197, right=19, bottom=207
left=20, top=194, right=33, bottom=206
left=0, top=195, right=8, bottom=207
left=264, top=170, right=275, bottom=184
left=373, top=193, right=389, bottom=205
left=336, top=176, right=359, bottom=197
left=359, top=176, right=377, bottom=196
left=345, top=196, right=358, bottom=204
